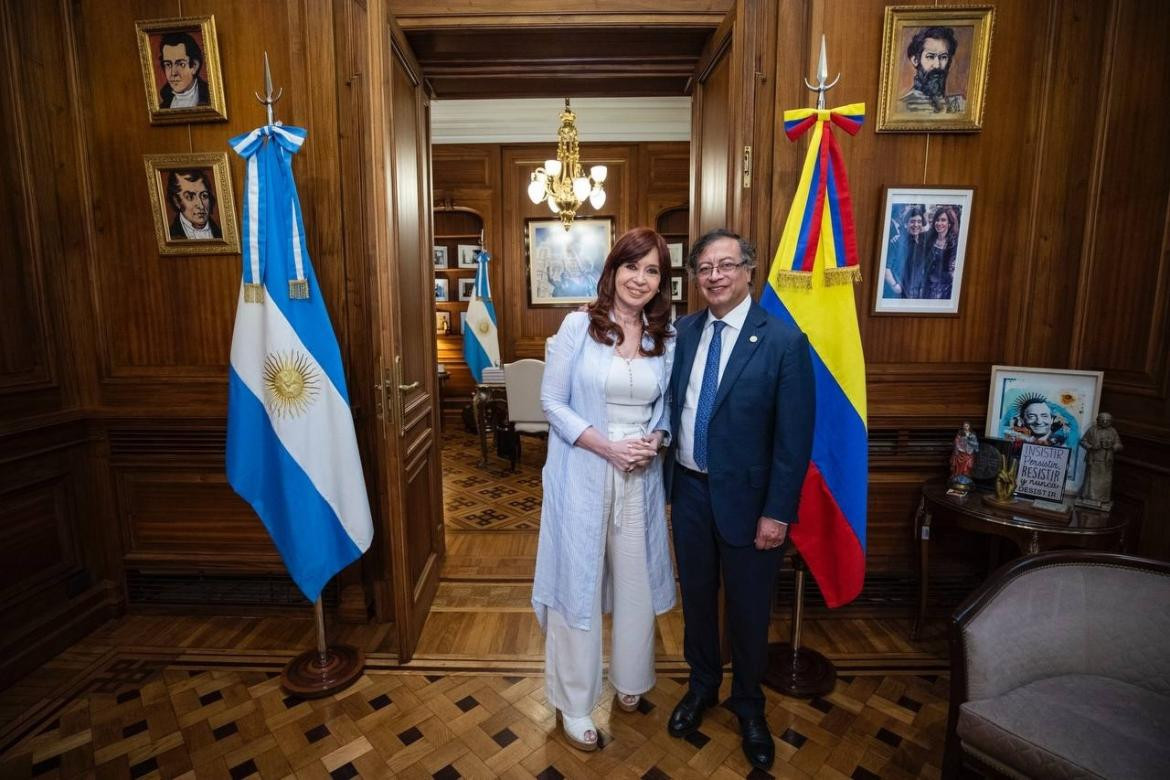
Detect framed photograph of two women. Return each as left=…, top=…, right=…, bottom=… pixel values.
left=135, top=16, right=228, bottom=125
left=876, top=5, right=995, bottom=132
left=873, top=187, right=974, bottom=315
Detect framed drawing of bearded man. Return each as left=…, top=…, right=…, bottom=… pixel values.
left=876, top=6, right=995, bottom=132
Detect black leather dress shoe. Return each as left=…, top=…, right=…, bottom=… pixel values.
left=738, top=715, right=775, bottom=770
left=667, top=690, right=718, bottom=738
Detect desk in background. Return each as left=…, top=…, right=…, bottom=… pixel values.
left=472, top=366, right=507, bottom=466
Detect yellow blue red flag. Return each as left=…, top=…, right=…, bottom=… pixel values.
left=760, top=103, right=867, bottom=607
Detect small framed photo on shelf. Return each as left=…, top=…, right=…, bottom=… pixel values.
left=436, top=311, right=451, bottom=334
left=433, top=246, right=448, bottom=268
left=135, top=16, right=228, bottom=125
left=457, top=244, right=480, bottom=268
left=667, top=242, right=685, bottom=268
left=876, top=5, right=995, bottom=132
left=670, top=276, right=684, bottom=302
left=459, top=311, right=468, bottom=334
left=873, top=186, right=973, bottom=315
left=458, top=278, right=475, bottom=302
left=434, top=278, right=449, bottom=302
left=984, top=365, right=1104, bottom=493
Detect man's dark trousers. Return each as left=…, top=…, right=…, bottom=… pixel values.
left=671, top=466, right=783, bottom=719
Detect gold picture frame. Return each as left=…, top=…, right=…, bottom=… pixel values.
left=143, top=153, right=240, bottom=256
left=135, top=16, right=227, bottom=125
left=876, top=5, right=995, bottom=133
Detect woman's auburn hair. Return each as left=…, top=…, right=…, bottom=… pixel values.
left=585, top=227, right=672, bottom=357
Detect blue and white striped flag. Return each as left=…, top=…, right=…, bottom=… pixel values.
left=226, top=123, right=372, bottom=603
left=463, top=249, right=500, bottom=382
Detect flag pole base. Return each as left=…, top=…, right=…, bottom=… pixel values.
left=281, top=645, right=364, bottom=698
left=763, top=642, right=836, bottom=698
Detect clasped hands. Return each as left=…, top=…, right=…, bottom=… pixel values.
left=606, top=432, right=662, bottom=474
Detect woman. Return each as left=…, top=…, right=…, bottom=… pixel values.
left=923, top=206, right=959, bottom=300
left=533, top=227, right=676, bottom=752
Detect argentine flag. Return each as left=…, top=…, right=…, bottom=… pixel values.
left=463, top=249, right=500, bottom=382
left=225, top=123, right=373, bottom=603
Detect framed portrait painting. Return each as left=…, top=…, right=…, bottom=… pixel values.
left=876, top=5, right=995, bottom=132
left=526, top=218, right=614, bottom=306
left=135, top=16, right=227, bottom=125
left=143, top=153, right=239, bottom=256
left=984, top=365, right=1104, bottom=493
left=873, top=187, right=973, bottom=315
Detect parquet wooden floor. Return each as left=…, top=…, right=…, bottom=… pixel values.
left=2, top=433, right=955, bottom=777
left=0, top=648, right=949, bottom=780
left=442, top=432, right=546, bottom=532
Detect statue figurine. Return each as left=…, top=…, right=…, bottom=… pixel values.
left=991, top=453, right=1019, bottom=505
left=947, top=422, right=979, bottom=494
left=1077, top=412, right=1123, bottom=510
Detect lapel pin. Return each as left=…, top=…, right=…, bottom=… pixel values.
left=749, top=335, right=758, bottom=343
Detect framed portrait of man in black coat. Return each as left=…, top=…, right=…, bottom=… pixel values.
left=144, top=152, right=240, bottom=256
left=136, top=16, right=227, bottom=125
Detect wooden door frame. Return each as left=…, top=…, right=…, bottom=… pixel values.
left=359, top=0, right=444, bottom=661
left=688, top=0, right=777, bottom=277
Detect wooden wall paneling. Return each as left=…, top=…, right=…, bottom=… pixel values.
left=501, top=142, right=637, bottom=359
left=0, top=421, right=121, bottom=689
left=0, top=0, right=88, bottom=424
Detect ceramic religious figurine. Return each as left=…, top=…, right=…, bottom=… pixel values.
left=947, top=422, right=979, bottom=494
left=1077, top=412, right=1123, bottom=510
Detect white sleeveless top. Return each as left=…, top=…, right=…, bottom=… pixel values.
left=605, top=355, right=659, bottom=428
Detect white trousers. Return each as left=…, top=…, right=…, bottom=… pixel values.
left=544, top=463, right=657, bottom=717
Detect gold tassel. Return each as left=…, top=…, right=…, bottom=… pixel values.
left=775, top=270, right=814, bottom=290
left=244, top=283, right=265, bottom=303
left=823, top=266, right=862, bottom=286
left=288, top=279, right=309, bottom=299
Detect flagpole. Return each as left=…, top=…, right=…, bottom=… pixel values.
left=763, top=35, right=841, bottom=699
left=248, top=54, right=365, bottom=698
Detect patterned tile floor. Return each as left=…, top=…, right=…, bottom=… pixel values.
left=0, top=651, right=949, bottom=779
left=442, top=431, right=546, bottom=532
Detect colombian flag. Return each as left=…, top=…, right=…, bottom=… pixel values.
left=760, top=104, right=867, bottom=607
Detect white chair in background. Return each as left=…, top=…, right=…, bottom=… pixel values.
left=502, top=358, right=549, bottom=470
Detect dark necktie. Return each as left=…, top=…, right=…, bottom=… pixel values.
left=693, top=320, right=726, bottom=471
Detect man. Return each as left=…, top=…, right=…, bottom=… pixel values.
left=884, top=205, right=926, bottom=298
left=666, top=229, right=815, bottom=770
left=158, top=32, right=210, bottom=109
left=1007, top=394, right=1068, bottom=447
left=898, top=26, right=966, bottom=114
left=167, top=170, right=222, bottom=240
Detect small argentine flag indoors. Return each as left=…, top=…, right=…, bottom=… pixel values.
left=463, top=249, right=501, bottom=382
left=225, top=123, right=373, bottom=603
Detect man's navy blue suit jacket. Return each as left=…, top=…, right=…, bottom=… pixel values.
left=666, top=300, right=815, bottom=546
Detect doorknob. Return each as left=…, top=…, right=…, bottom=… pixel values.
left=393, top=356, right=417, bottom=435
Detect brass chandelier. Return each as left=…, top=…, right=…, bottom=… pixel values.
left=527, top=98, right=607, bottom=230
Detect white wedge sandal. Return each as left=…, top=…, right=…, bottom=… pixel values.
left=558, top=711, right=599, bottom=752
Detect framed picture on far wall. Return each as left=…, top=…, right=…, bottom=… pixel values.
left=457, top=244, right=480, bottom=268
left=873, top=186, right=973, bottom=315
left=135, top=15, right=228, bottom=125
left=984, top=365, right=1104, bottom=493
left=670, top=276, right=684, bottom=302
left=458, top=278, right=476, bottom=302
left=876, top=5, right=995, bottom=132
left=433, top=246, right=448, bottom=268
left=526, top=217, right=614, bottom=306
left=434, top=278, right=449, bottom=302
left=143, top=152, right=239, bottom=256
left=667, top=242, right=685, bottom=268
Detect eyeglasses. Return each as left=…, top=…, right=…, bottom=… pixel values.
left=693, top=258, right=748, bottom=278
